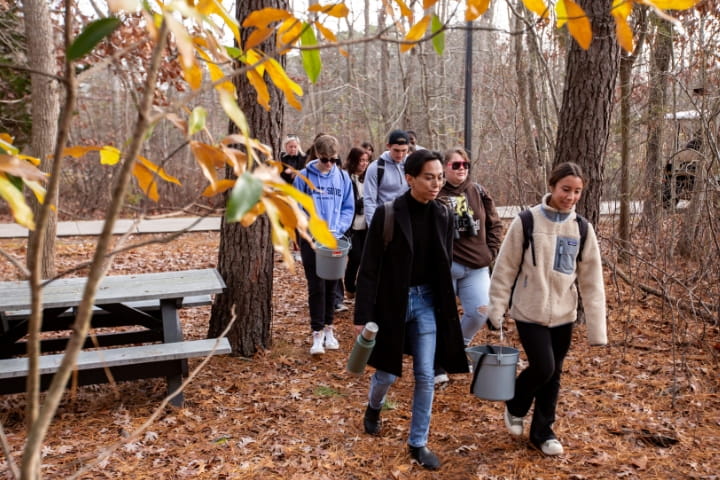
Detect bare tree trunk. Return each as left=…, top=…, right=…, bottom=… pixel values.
left=553, top=0, right=619, bottom=225
left=379, top=7, right=390, bottom=134
left=23, top=0, right=60, bottom=279
left=642, top=17, right=673, bottom=230
left=208, top=0, right=284, bottom=356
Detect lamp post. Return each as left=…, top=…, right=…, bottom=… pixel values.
left=464, top=20, right=473, bottom=155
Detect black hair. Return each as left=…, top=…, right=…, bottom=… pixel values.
left=405, top=149, right=443, bottom=177
left=344, top=147, right=369, bottom=179
left=548, top=162, right=585, bottom=187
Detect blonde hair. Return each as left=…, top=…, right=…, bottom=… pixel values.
left=312, top=134, right=339, bottom=159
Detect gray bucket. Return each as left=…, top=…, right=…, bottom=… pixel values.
left=466, top=345, right=519, bottom=401
left=315, top=236, right=351, bottom=280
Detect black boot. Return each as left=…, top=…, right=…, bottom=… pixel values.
left=363, top=405, right=381, bottom=435
left=409, top=445, right=441, bottom=470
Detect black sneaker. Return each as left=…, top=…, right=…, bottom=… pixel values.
left=363, top=405, right=381, bottom=435
left=408, top=445, right=441, bottom=470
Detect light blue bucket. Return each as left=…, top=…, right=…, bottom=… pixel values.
left=466, top=345, right=519, bottom=401
left=315, top=236, right=351, bottom=280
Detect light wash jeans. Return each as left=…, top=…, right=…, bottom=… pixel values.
left=450, top=261, right=490, bottom=346
left=368, top=284, right=437, bottom=448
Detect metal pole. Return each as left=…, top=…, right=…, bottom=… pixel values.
left=464, top=21, right=473, bottom=155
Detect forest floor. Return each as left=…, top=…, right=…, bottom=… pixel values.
left=0, top=231, right=718, bottom=479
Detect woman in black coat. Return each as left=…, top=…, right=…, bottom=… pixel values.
left=353, top=150, right=468, bottom=471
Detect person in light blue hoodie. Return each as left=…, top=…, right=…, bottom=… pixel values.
left=293, top=134, right=355, bottom=355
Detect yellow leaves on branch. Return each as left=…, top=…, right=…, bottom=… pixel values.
left=401, top=15, right=431, bottom=52
left=0, top=133, right=46, bottom=229
left=61, top=145, right=180, bottom=202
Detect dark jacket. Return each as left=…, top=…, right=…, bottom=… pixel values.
left=280, top=152, right=306, bottom=183
left=354, top=192, right=469, bottom=377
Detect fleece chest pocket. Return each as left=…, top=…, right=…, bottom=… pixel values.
left=554, top=236, right=579, bottom=274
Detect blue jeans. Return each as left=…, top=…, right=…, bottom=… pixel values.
left=368, top=285, right=437, bottom=448
left=450, top=262, right=490, bottom=346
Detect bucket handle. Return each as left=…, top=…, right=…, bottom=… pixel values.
left=469, top=345, right=494, bottom=394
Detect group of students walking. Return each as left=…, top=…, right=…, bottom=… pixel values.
left=281, top=129, right=607, bottom=470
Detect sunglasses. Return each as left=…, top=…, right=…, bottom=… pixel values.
left=450, top=161, right=470, bottom=170
left=319, top=157, right=339, bottom=164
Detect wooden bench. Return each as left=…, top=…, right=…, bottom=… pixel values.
left=0, top=337, right=232, bottom=406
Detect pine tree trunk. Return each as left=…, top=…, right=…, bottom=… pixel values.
left=208, top=0, right=286, bottom=356
left=553, top=0, right=619, bottom=225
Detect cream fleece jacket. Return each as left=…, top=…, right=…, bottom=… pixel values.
left=488, top=195, right=607, bottom=345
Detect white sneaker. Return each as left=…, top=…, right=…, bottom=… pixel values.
left=334, top=303, right=349, bottom=313
left=310, top=330, right=325, bottom=355
left=434, top=373, right=449, bottom=385
left=323, top=326, right=339, bottom=350
left=504, top=407, right=524, bottom=436
left=539, top=439, right=564, bottom=456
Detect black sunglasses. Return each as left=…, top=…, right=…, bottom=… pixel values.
left=319, top=157, right=339, bottom=164
left=450, top=161, right=470, bottom=170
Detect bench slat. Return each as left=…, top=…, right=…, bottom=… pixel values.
left=0, top=338, right=231, bottom=379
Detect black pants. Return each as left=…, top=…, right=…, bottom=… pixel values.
left=299, top=237, right=338, bottom=331
left=344, top=228, right=366, bottom=294
left=506, top=320, right=574, bottom=446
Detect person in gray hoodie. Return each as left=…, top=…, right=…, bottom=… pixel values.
left=363, top=129, right=411, bottom=226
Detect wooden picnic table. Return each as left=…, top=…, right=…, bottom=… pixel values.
left=0, top=268, right=230, bottom=406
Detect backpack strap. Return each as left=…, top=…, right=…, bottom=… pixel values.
left=519, top=209, right=536, bottom=267
left=382, top=200, right=394, bottom=249
left=575, top=214, right=588, bottom=262
left=376, top=158, right=386, bottom=203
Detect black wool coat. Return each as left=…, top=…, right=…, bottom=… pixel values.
left=353, top=193, right=469, bottom=377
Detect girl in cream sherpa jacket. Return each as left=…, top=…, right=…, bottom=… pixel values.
left=487, top=194, right=607, bottom=346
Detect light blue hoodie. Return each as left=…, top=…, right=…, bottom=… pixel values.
left=363, top=151, right=409, bottom=226
left=293, top=159, right=355, bottom=236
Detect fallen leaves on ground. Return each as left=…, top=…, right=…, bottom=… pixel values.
left=0, top=231, right=718, bottom=479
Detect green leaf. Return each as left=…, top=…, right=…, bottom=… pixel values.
left=68, top=17, right=122, bottom=61
left=188, top=107, right=207, bottom=136
left=300, top=23, right=321, bottom=84
left=431, top=14, right=445, bottom=55
left=226, top=172, right=263, bottom=222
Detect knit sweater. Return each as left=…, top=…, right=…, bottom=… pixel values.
left=488, top=194, right=607, bottom=345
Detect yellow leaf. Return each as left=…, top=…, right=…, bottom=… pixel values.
left=643, top=0, right=699, bottom=10
left=277, top=17, right=304, bottom=50
left=0, top=155, right=47, bottom=182
left=245, top=26, right=274, bottom=51
left=190, top=140, right=227, bottom=184
left=614, top=14, right=634, bottom=52
left=521, top=0, right=550, bottom=18
left=564, top=0, right=592, bottom=50
left=401, top=15, right=430, bottom=53
left=315, top=21, right=337, bottom=42
left=165, top=14, right=195, bottom=69
left=242, top=7, right=292, bottom=28
left=555, top=0, right=568, bottom=28
left=239, top=202, right=265, bottom=227
left=611, top=0, right=633, bottom=18
left=265, top=190, right=299, bottom=230
left=0, top=173, right=35, bottom=229
left=183, top=62, right=203, bottom=90
left=197, top=47, right=234, bottom=94
left=132, top=162, right=159, bottom=201
left=466, top=0, right=492, bottom=21
left=423, top=0, right=439, bottom=9
left=219, top=89, right=250, bottom=136
left=17, top=154, right=41, bottom=166
left=137, top=155, right=181, bottom=185
left=24, top=179, right=46, bottom=204
left=308, top=3, right=349, bottom=18
left=265, top=57, right=303, bottom=110
left=247, top=68, right=271, bottom=111
left=61, top=145, right=102, bottom=158
left=220, top=145, right=249, bottom=176
left=100, top=145, right=121, bottom=165
left=393, top=0, right=413, bottom=18
left=202, top=178, right=235, bottom=196
left=270, top=181, right=336, bottom=248
left=0, top=135, right=18, bottom=155
left=244, top=49, right=266, bottom=75
left=197, top=0, right=240, bottom=43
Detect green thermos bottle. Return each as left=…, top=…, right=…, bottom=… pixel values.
left=346, top=322, right=379, bottom=375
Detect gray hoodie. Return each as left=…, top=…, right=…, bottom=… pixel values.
left=363, top=151, right=409, bottom=226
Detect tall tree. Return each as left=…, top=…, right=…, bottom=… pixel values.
left=23, top=0, right=61, bottom=278
left=208, top=0, right=286, bottom=356
left=553, top=0, right=620, bottom=225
